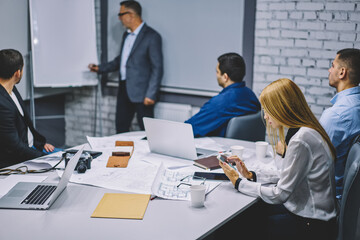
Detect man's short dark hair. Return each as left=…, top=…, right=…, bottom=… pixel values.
left=120, top=1, right=142, bottom=17
left=217, top=52, right=246, bottom=83
left=337, top=48, right=360, bottom=85
left=0, top=49, right=24, bottom=79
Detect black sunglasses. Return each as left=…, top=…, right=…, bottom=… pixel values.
left=118, top=11, right=130, bottom=17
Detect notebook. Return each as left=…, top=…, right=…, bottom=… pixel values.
left=143, top=117, right=216, bottom=160
left=0, top=146, right=84, bottom=210
left=91, top=193, right=151, bottom=219
left=194, top=155, right=236, bottom=170
left=193, top=155, right=221, bottom=170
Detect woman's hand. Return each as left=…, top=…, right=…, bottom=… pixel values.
left=227, top=156, right=253, bottom=180
left=219, top=160, right=239, bottom=186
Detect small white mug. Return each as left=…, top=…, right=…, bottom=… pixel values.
left=255, top=141, right=269, bottom=159
left=230, top=145, right=244, bottom=159
left=190, top=185, right=206, bottom=208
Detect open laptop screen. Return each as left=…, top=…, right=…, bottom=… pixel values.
left=143, top=117, right=199, bottom=160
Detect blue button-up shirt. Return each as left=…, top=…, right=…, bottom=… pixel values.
left=120, top=22, right=145, bottom=80
left=320, top=86, right=360, bottom=199
left=185, top=82, right=261, bottom=137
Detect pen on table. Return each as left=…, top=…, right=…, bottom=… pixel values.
left=150, top=195, right=157, bottom=201
left=194, top=164, right=209, bottom=170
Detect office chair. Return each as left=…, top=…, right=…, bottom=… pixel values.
left=225, top=111, right=265, bottom=142
left=338, top=134, right=360, bottom=240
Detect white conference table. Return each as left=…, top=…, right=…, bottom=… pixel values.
left=0, top=133, right=274, bottom=240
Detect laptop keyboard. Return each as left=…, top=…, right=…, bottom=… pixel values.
left=21, top=185, right=56, bottom=205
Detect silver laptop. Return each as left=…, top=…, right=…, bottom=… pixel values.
left=143, top=117, right=215, bottom=160
left=0, top=146, right=84, bottom=210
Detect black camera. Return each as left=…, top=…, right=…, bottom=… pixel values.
left=64, top=151, right=92, bottom=173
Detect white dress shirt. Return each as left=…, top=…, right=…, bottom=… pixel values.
left=9, top=91, right=34, bottom=147
left=238, top=127, right=338, bottom=221
left=120, top=22, right=145, bottom=80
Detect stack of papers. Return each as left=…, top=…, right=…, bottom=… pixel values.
left=54, top=135, right=224, bottom=200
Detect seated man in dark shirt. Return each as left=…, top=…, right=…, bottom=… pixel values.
left=0, top=49, right=55, bottom=169
left=185, top=53, right=261, bottom=137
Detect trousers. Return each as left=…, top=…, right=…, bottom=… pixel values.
left=263, top=202, right=337, bottom=240
left=116, top=81, right=154, bottom=133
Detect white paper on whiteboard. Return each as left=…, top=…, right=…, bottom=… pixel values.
left=29, top=0, right=99, bottom=87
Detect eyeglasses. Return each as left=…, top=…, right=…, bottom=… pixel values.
left=176, top=175, right=206, bottom=188
left=0, top=166, right=28, bottom=175
left=118, top=11, right=130, bottom=17
left=0, top=156, right=64, bottom=175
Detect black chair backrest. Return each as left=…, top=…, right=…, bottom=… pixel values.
left=225, top=111, right=265, bottom=142
left=338, top=135, right=360, bottom=240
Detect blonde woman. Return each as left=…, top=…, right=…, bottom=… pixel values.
left=220, top=78, right=338, bottom=239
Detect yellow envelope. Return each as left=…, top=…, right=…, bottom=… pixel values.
left=91, top=193, right=151, bottom=219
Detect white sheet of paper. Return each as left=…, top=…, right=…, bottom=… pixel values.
left=194, top=137, right=226, bottom=152
left=57, top=158, right=161, bottom=194
left=24, top=154, right=63, bottom=168
left=151, top=164, right=220, bottom=201
left=0, top=175, right=47, bottom=198
left=87, top=133, right=146, bottom=149
left=87, top=136, right=121, bottom=149
left=52, top=136, right=230, bottom=197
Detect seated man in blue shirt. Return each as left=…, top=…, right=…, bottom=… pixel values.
left=185, top=53, right=261, bottom=137
left=319, top=48, right=360, bottom=199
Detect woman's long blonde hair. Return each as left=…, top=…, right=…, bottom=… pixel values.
left=259, top=78, right=336, bottom=159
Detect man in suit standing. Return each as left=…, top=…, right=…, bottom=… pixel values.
left=89, top=0, right=163, bottom=133
left=0, top=49, right=55, bottom=169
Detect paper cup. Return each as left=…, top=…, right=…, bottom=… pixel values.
left=255, top=141, right=269, bottom=159
left=230, top=145, right=244, bottom=159
left=190, top=185, right=206, bottom=208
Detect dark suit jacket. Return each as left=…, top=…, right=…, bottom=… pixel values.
left=99, top=23, right=163, bottom=103
left=0, top=85, right=45, bottom=168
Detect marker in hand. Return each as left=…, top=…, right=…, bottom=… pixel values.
left=88, top=64, right=98, bottom=72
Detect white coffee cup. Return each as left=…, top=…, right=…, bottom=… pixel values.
left=255, top=141, right=269, bottom=159
left=190, top=185, right=206, bottom=208
left=231, top=145, right=244, bottom=159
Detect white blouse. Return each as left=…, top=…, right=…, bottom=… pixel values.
left=238, top=127, right=338, bottom=221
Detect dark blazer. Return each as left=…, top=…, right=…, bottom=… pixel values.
left=99, top=23, right=163, bottom=103
left=0, top=85, right=45, bottom=168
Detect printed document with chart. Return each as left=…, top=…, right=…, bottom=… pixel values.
left=151, top=164, right=220, bottom=201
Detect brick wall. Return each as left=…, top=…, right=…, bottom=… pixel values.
left=64, top=0, right=360, bottom=146
left=253, top=0, right=359, bottom=117
left=65, top=87, right=118, bottom=146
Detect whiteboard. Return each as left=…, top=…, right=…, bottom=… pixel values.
left=0, top=0, right=30, bottom=98
left=107, top=0, right=245, bottom=93
left=29, top=0, right=98, bottom=87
